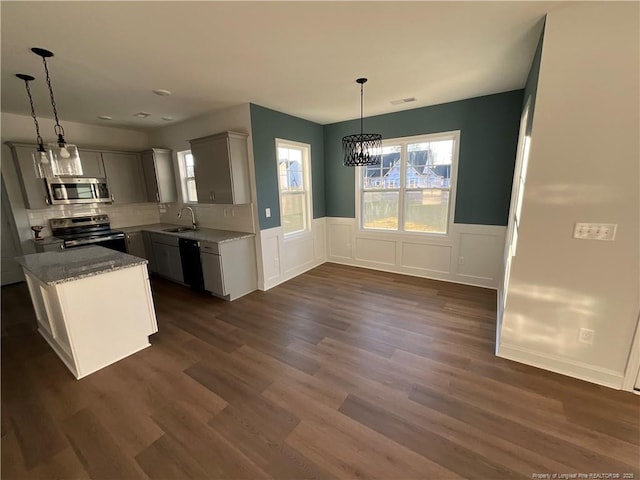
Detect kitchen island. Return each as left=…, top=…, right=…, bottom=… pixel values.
left=15, top=246, right=158, bottom=379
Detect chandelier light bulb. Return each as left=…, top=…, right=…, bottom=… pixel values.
left=58, top=145, right=71, bottom=158
left=39, top=150, right=49, bottom=164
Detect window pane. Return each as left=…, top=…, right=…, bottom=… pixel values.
left=186, top=164, right=195, bottom=177
left=282, top=192, right=306, bottom=235
left=363, top=191, right=399, bottom=230
left=407, top=140, right=453, bottom=188
left=186, top=179, right=198, bottom=202
left=185, top=153, right=194, bottom=167
left=363, top=145, right=401, bottom=189
left=404, top=189, right=449, bottom=233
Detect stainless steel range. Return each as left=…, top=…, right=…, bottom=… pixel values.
left=50, top=215, right=126, bottom=252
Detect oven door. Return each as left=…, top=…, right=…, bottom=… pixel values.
left=64, top=234, right=127, bottom=253
left=45, top=177, right=111, bottom=205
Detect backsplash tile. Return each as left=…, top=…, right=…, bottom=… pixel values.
left=27, top=203, right=162, bottom=237
left=159, top=203, right=255, bottom=233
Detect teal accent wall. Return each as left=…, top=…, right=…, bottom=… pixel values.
left=523, top=21, right=545, bottom=136
left=323, top=90, right=524, bottom=225
left=250, top=104, right=325, bottom=230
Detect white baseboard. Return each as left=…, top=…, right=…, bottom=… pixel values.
left=497, top=342, right=624, bottom=390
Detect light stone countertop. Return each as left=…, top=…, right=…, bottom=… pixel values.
left=15, top=246, right=148, bottom=286
left=119, top=224, right=255, bottom=244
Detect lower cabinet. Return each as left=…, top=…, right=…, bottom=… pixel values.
left=125, top=231, right=146, bottom=259
left=201, top=237, right=257, bottom=301
left=150, top=233, right=183, bottom=283
left=201, top=243, right=225, bottom=297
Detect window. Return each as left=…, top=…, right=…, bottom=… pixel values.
left=177, top=150, right=197, bottom=203
left=276, top=139, right=312, bottom=237
left=359, top=131, right=459, bottom=235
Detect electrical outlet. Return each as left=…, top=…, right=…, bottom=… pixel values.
left=458, top=256, right=464, bottom=265
left=265, top=208, right=271, bottom=218
left=273, top=257, right=279, bottom=267
left=578, top=328, right=595, bottom=345
left=573, top=223, right=617, bottom=241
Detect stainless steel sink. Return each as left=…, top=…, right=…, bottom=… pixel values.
left=163, top=227, right=198, bottom=233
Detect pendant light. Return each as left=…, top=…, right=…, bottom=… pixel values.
left=16, top=73, right=52, bottom=178
left=342, top=78, right=382, bottom=167
left=32, top=47, right=82, bottom=176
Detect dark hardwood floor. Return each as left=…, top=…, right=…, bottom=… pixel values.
left=2, top=263, right=639, bottom=479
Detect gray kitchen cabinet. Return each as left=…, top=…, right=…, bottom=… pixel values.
left=141, top=148, right=177, bottom=203
left=101, top=152, right=147, bottom=204
left=78, top=149, right=105, bottom=177
left=142, top=231, right=157, bottom=272
left=7, top=143, right=49, bottom=209
left=200, top=242, right=225, bottom=297
left=150, top=233, right=183, bottom=283
left=189, top=131, right=250, bottom=205
left=200, top=236, right=256, bottom=300
left=33, top=239, right=64, bottom=253
left=125, top=231, right=146, bottom=259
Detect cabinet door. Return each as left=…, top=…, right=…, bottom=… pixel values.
left=201, top=251, right=225, bottom=296
left=78, top=150, right=105, bottom=177
left=141, top=149, right=177, bottom=203
left=9, top=144, right=49, bottom=209
left=152, top=149, right=177, bottom=203
left=142, top=232, right=157, bottom=272
left=126, top=232, right=146, bottom=258
left=101, top=152, right=147, bottom=204
left=141, top=151, right=160, bottom=202
left=152, top=242, right=183, bottom=282
left=191, top=136, right=233, bottom=204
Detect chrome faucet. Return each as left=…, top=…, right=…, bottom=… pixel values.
left=178, top=206, right=197, bottom=230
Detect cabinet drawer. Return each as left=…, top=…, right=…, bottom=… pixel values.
left=200, top=241, right=220, bottom=255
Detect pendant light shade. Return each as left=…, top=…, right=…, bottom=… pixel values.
left=32, top=47, right=83, bottom=176
left=342, top=78, right=382, bottom=167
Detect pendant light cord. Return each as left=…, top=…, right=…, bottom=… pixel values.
left=21, top=78, right=45, bottom=150
left=40, top=56, right=65, bottom=139
left=360, top=81, right=364, bottom=135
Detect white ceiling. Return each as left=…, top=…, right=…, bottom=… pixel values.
left=1, top=1, right=558, bottom=131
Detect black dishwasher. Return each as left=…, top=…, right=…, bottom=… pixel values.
left=179, top=238, right=205, bottom=291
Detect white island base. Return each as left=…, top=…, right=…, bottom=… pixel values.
left=23, top=262, right=157, bottom=379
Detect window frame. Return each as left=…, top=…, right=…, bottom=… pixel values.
left=275, top=138, right=313, bottom=240
left=177, top=150, right=197, bottom=204
left=355, top=130, right=460, bottom=237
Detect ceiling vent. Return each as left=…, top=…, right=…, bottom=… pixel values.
left=390, top=97, right=416, bottom=105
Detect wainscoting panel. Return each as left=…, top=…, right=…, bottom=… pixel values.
left=258, top=218, right=327, bottom=290
left=401, top=242, right=451, bottom=274
left=326, top=217, right=506, bottom=289
left=354, top=238, right=396, bottom=265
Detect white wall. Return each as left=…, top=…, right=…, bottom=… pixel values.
left=326, top=218, right=505, bottom=289
left=147, top=104, right=256, bottom=234
left=1, top=112, right=152, bottom=254
left=497, top=2, right=640, bottom=389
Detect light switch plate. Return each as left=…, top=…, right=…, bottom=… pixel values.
left=573, top=223, right=617, bottom=241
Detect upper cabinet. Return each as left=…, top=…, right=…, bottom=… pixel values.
left=8, top=143, right=49, bottom=209
left=101, top=152, right=148, bottom=204
left=189, top=131, right=250, bottom=205
left=141, top=148, right=177, bottom=203
left=78, top=149, right=106, bottom=178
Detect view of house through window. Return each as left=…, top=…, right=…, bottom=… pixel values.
left=178, top=150, right=197, bottom=203
left=276, top=139, right=311, bottom=237
left=360, top=131, right=459, bottom=234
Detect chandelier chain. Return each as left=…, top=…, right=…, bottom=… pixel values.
left=40, top=56, right=65, bottom=138
left=22, top=78, right=44, bottom=148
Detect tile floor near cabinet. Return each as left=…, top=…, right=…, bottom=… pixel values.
left=2, top=263, right=639, bottom=479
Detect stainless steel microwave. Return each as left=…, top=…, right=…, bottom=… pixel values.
left=45, top=177, right=111, bottom=205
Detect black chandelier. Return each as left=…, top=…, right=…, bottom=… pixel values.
left=32, top=47, right=82, bottom=174
left=342, top=78, right=382, bottom=167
